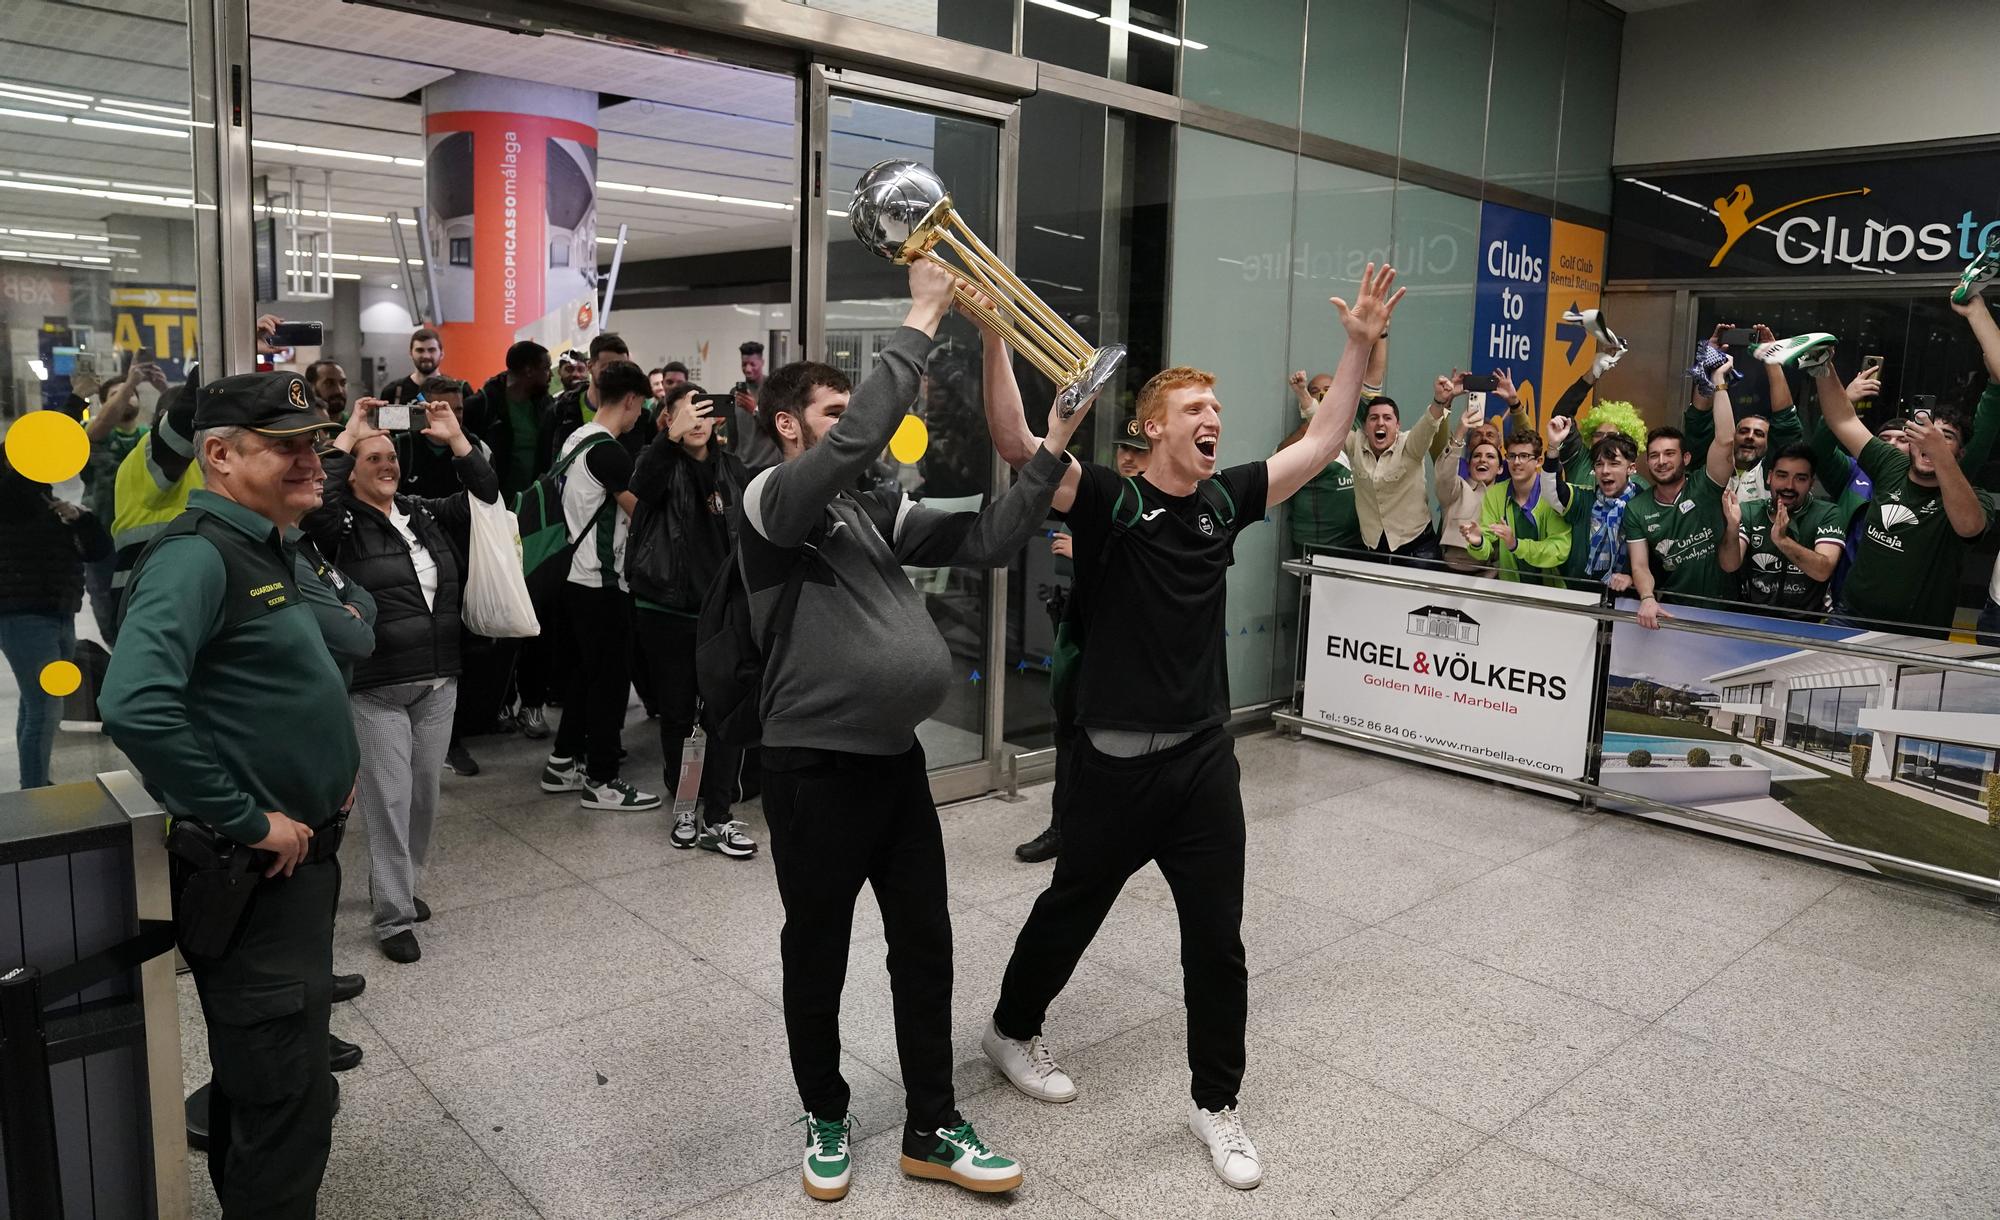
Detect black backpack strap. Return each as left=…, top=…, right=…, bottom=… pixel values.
left=760, top=510, right=833, bottom=659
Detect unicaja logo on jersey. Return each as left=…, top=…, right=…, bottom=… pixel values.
left=1197, top=513, right=1216, bottom=536
left=1879, top=503, right=1919, bottom=530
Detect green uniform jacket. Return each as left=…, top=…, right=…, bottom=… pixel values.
left=1464, top=480, right=1572, bottom=586
left=101, top=491, right=361, bottom=846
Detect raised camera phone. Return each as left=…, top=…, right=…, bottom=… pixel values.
left=1860, top=353, right=1886, bottom=379
left=1460, top=373, right=1497, bottom=394
left=693, top=392, right=732, bottom=416
left=1718, top=326, right=1758, bottom=346
left=269, top=321, right=324, bottom=348
left=1905, top=394, right=1937, bottom=423
left=376, top=403, right=413, bottom=431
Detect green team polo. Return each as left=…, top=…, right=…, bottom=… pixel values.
left=1621, top=469, right=1736, bottom=603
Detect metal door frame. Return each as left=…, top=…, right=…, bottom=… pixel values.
left=803, top=64, right=1021, bottom=804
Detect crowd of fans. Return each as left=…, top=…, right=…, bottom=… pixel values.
left=1287, top=285, right=2000, bottom=644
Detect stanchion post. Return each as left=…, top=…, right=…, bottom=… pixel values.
left=0, top=965, right=64, bottom=1219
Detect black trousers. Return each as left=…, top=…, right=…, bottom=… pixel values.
left=764, top=741, right=955, bottom=1130
left=179, top=856, right=340, bottom=1219
left=1044, top=711, right=1078, bottom=834
left=552, top=582, right=634, bottom=782
left=635, top=607, right=741, bottom=825
left=994, top=727, right=1247, bottom=1110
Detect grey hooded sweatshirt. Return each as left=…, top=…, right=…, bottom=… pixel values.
left=740, top=326, right=1067, bottom=754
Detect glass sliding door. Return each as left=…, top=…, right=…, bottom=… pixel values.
left=804, top=67, right=1019, bottom=801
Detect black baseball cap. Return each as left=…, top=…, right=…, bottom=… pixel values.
left=192, top=372, right=338, bottom=436
left=1114, top=417, right=1150, bottom=451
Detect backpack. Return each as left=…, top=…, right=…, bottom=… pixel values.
left=517, top=433, right=613, bottom=602
left=695, top=522, right=822, bottom=749
left=1049, top=475, right=1236, bottom=722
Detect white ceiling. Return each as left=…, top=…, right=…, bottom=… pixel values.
left=0, top=0, right=946, bottom=287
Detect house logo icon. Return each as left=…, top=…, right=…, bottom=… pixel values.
left=1406, top=605, right=1480, bottom=646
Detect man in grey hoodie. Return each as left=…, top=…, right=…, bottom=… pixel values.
left=742, top=261, right=1098, bottom=1203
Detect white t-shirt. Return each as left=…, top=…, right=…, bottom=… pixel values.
left=557, top=422, right=633, bottom=590
left=387, top=504, right=439, bottom=610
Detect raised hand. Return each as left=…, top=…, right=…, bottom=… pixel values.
left=908, top=259, right=957, bottom=315
left=1492, top=368, right=1518, bottom=404
left=1712, top=355, right=1736, bottom=385
left=1331, top=262, right=1405, bottom=345
left=1753, top=323, right=1777, bottom=344
left=1289, top=370, right=1308, bottom=392
left=1771, top=498, right=1791, bottom=537
left=1432, top=372, right=1462, bottom=407
left=1547, top=413, right=1573, bottom=449
left=667, top=391, right=716, bottom=442
left=1844, top=371, right=1882, bottom=404
left=1906, top=416, right=1954, bottom=464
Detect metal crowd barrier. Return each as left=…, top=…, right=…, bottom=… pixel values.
left=1285, top=555, right=2000, bottom=900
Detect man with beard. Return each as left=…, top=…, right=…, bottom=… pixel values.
left=1719, top=444, right=1846, bottom=615
left=382, top=328, right=444, bottom=404
left=725, top=339, right=783, bottom=472
left=305, top=359, right=349, bottom=421
left=1625, top=355, right=1740, bottom=628
left=1683, top=324, right=1805, bottom=504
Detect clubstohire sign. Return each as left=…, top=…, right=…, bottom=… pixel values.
left=1608, top=146, right=2000, bottom=280
left=1300, top=556, right=1600, bottom=785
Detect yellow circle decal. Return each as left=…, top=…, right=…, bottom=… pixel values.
left=889, top=414, right=929, bottom=464
left=5, top=411, right=91, bottom=484
left=39, top=660, right=82, bottom=698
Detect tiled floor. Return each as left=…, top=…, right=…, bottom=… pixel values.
left=159, top=720, right=2000, bottom=1219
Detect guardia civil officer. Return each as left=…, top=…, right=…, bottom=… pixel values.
left=102, top=371, right=358, bottom=1219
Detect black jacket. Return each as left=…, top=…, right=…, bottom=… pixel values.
left=0, top=462, right=112, bottom=615
left=303, top=446, right=499, bottom=690
left=628, top=435, right=749, bottom=611
left=467, top=372, right=555, bottom=499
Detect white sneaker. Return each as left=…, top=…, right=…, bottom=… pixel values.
left=579, top=777, right=662, bottom=811
left=798, top=1113, right=853, bottom=1201
left=539, top=756, right=582, bottom=793
left=981, top=1021, right=1077, bottom=1103
left=1189, top=1102, right=1262, bottom=1190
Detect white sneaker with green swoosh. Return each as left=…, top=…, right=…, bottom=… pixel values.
left=798, top=1113, right=853, bottom=1201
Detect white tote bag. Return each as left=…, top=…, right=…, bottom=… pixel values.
left=460, top=493, right=541, bottom=638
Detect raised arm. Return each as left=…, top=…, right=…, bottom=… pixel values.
left=1953, top=292, right=2000, bottom=384
left=1265, top=263, right=1405, bottom=506
left=1755, top=324, right=1796, bottom=417
left=1706, top=358, right=1738, bottom=488
left=972, top=305, right=1088, bottom=513
left=1911, top=417, right=1989, bottom=538
left=751, top=263, right=954, bottom=546
left=891, top=383, right=1096, bottom=567
left=1812, top=357, right=1873, bottom=459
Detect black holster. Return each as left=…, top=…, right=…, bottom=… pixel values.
left=165, top=820, right=267, bottom=960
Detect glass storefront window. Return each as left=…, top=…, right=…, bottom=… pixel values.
left=1401, top=0, right=1494, bottom=181
left=1022, top=0, right=1179, bottom=93
left=785, top=0, right=1013, bottom=51
left=1485, top=0, right=1565, bottom=199
left=1383, top=184, right=1479, bottom=414
left=1554, top=0, right=1620, bottom=215
left=1300, top=0, right=1408, bottom=155
left=1182, top=0, right=1307, bottom=127
left=1, top=0, right=202, bottom=794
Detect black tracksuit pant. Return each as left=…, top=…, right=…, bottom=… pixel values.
left=552, top=583, right=633, bottom=783
left=763, top=740, right=956, bottom=1130
left=635, top=607, right=740, bottom=825
left=994, top=726, right=1248, bottom=1110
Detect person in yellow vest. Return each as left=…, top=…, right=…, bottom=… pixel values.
left=109, top=376, right=205, bottom=625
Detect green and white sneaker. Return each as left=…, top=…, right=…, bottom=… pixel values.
left=1953, top=233, right=2000, bottom=305
left=539, top=756, right=582, bottom=793
left=1752, top=332, right=1837, bottom=370
left=798, top=1113, right=853, bottom=1201
left=579, top=777, right=662, bottom=811
left=900, top=1119, right=1023, bottom=1193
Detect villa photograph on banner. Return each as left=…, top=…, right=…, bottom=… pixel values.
left=1601, top=600, right=2000, bottom=883
left=1299, top=556, right=1599, bottom=788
